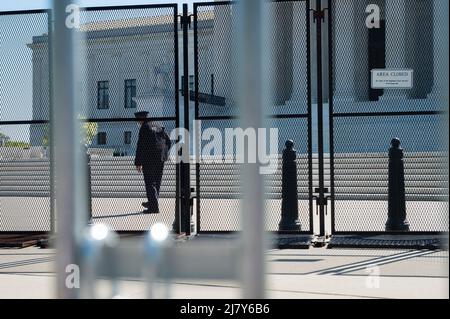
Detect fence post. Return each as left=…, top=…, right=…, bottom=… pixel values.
left=53, top=0, right=86, bottom=299
left=174, top=142, right=190, bottom=235
left=86, top=147, right=92, bottom=222
left=181, top=3, right=191, bottom=236
left=279, top=140, right=301, bottom=231
left=173, top=143, right=182, bottom=234
left=386, top=138, right=410, bottom=231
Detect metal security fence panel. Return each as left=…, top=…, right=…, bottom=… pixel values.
left=87, top=120, right=178, bottom=231
left=195, top=118, right=242, bottom=231
left=0, top=11, right=50, bottom=122
left=0, top=10, right=51, bottom=232
left=194, top=1, right=313, bottom=233
left=194, top=1, right=239, bottom=232
left=329, top=0, right=449, bottom=233
left=265, top=0, right=310, bottom=117
left=331, top=115, right=448, bottom=232
left=194, top=2, right=238, bottom=119
left=78, top=5, right=179, bottom=119
left=1, top=6, right=180, bottom=233
left=77, top=5, right=180, bottom=232
left=264, top=0, right=312, bottom=233
left=265, top=117, right=312, bottom=232
left=0, top=124, right=51, bottom=231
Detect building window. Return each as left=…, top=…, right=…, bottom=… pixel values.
left=97, top=132, right=107, bottom=145
left=97, top=81, right=109, bottom=109
left=189, top=75, right=194, bottom=92
left=180, top=76, right=185, bottom=95
left=124, top=79, right=136, bottom=109
left=180, top=75, right=195, bottom=96
left=124, top=131, right=132, bottom=145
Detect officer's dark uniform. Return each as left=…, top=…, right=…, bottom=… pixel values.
left=134, top=113, right=167, bottom=213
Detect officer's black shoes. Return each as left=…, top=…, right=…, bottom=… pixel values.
left=142, top=203, right=160, bottom=214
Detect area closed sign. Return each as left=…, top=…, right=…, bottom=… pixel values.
left=371, top=69, right=414, bottom=89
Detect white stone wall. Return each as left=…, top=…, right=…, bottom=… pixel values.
left=28, top=2, right=447, bottom=154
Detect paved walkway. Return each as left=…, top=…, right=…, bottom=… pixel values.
left=0, top=245, right=447, bottom=299
left=1, top=197, right=448, bottom=232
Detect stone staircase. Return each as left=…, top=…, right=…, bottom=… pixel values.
left=0, top=152, right=447, bottom=202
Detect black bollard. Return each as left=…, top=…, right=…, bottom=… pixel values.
left=385, top=138, right=410, bottom=231
left=173, top=143, right=191, bottom=234
left=279, top=140, right=301, bottom=231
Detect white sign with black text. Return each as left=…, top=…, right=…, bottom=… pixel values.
left=371, top=69, right=414, bottom=89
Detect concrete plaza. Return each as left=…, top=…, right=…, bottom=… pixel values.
left=0, top=245, right=447, bottom=299
left=0, top=197, right=448, bottom=232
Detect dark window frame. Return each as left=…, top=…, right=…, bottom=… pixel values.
left=124, top=79, right=137, bottom=109
left=189, top=75, right=194, bottom=92
left=97, top=81, right=109, bottom=109
left=97, top=132, right=107, bottom=145
left=124, top=131, right=132, bottom=145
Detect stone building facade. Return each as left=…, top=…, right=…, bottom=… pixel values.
left=28, top=0, right=448, bottom=155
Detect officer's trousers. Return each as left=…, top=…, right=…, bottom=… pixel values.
left=143, top=162, right=164, bottom=212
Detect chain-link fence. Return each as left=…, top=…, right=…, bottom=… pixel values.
left=193, top=0, right=313, bottom=233
left=0, top=11, right=51, bottom=232
left=0, top=5, right=180, bottom=233
left=1, top=0, right=448, bottom=236
left=78, top=5, right=179, bottom=231
left=329, top=0, right=449, bottom=233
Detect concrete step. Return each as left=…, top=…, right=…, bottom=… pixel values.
left=334, top=194, right=448, bottom=201
left=3, top=185, right=447, bottom=196
left=334, top=156, right=447, bottom=163
left=0, top=191, right=445, bottom=201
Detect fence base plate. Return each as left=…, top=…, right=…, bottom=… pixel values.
left=328, top=235, right=448, bottom=250
left=0, top=234, right=48, bottom=249
left=276, top=235, right=312, bottom=249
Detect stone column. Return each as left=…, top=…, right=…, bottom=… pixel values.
left=353, top=0, right=370, bottom=102
left=213, top=3, right=233, bottom=98
left=289, top=2, right=309, bottom=103
left=332, top=1, right=356, bottom=102
left=272, top=2, right=293, bottom=105
left=381, top=0, right=408, bottom=100
left=110, top=51, right=121, bottom=118
left=429, top=0, right=449, bottom=100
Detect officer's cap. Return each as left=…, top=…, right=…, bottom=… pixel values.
left=134, top=111, right=149, bottom=119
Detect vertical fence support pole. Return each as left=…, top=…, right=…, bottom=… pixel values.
left=181, top=3, right=191, bottom=235
left=193, top=5, right=202, bottom=234
left=173, top=4, right=181, bottom=235
left=386, top=138, right=410, bottom=231
left=315, top=0, right=327, bottom=237
left=237, top=0, right=266, bottom=299
left=48, top=9, right=55, bottom=235
left=87, top=148, right=92, bottom=222
left=53, top=0, right=87, bottom=298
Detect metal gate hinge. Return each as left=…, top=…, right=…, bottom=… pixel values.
left=179, top=14, right=194, bottom=29
left=311, top=8, right=328, bottom=23
left=314, top=187, right=329, bottom=194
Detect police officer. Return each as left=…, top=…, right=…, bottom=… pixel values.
left=134, top=111, right=170, bottom=213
